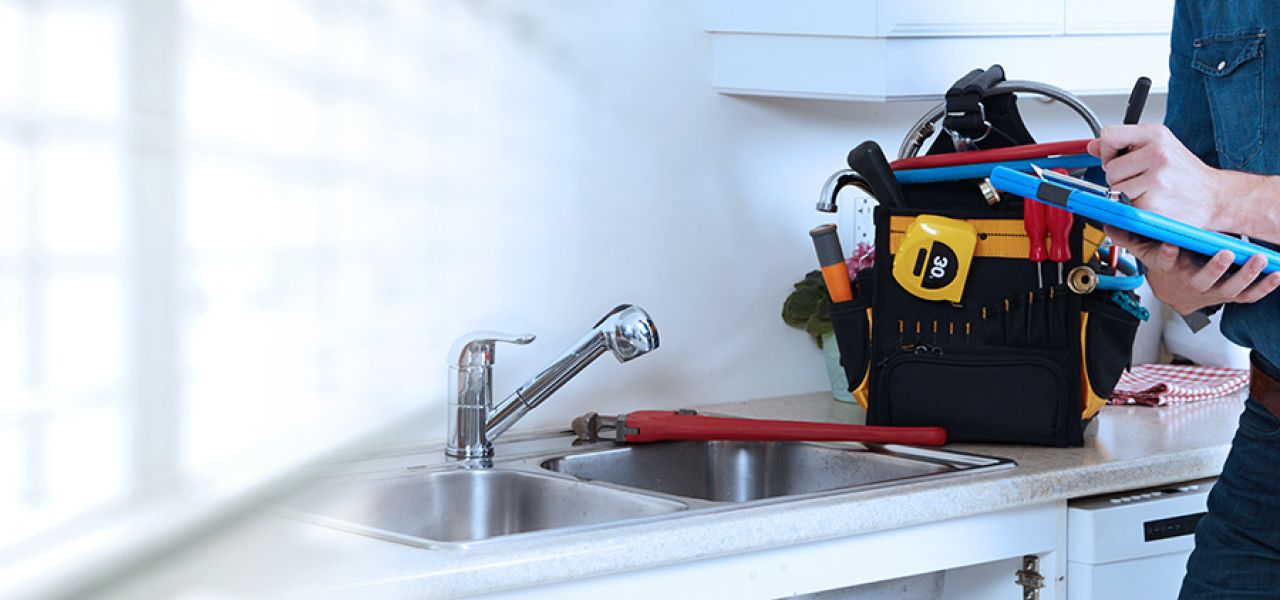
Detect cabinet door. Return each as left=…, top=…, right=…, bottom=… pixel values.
left=1065, top=0, right=1174, bottom=34
left=704, top=0, right=876, bottom=37
left=878, top=0, right=1063, bottom=37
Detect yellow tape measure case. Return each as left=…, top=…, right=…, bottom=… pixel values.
left=891, top=215, right=977, bottom=304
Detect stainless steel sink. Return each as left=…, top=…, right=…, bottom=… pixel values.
left=541, top=441, right=1000, bottom=502
left=289, top=468, right=685, bottom=546
left=286, top=430, right=1014, bottom=549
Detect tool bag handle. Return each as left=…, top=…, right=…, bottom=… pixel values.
left=940, top=66, right=1009, bottom=145
left=899, top=80, right=1103, bottom=160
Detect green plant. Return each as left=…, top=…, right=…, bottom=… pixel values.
left=782, top=270, right=832, bottom=348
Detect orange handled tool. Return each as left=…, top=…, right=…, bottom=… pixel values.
left=573, top=410, right=948, bottom=446
left=1024, top=195, right=1047, bottom=288
left=810, top=224, right=854, bottom=302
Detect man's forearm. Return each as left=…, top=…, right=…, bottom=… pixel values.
left=1215, top=170, right=1280, bottom=245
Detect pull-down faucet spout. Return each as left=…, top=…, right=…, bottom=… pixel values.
left=446, top=304, right=659, bottom=460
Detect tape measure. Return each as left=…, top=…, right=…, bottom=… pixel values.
left=892, top=215, right=977, bottom=303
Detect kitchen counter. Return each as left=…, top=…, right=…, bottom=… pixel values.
left=95, top=392, right=1246, bottom=599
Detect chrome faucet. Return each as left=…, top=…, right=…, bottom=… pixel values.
left=446, top=304, right=660, bottom=459
left=817, top=169, right=875, bottom=213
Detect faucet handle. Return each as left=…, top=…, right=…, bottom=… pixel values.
left=451, top=331, right=536, bottom=369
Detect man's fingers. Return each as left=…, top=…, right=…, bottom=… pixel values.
left=1187, top=249, right=1232, bottom=291
left=1097, top=123, right=1162, bottom=150
left=1153, top=243, right=1181, bottom=273
left=1102, top=147, right=1153, bottom=186
left=1095, top=124, right=1139, bottom=163
left=1104, top=226, right=1160, bottom=262
left=1111, top=178, right=1151, bottom=206
left=1212, top=252, right=1264, bottom=297
left=1237, top=272, right=1280, bottom=303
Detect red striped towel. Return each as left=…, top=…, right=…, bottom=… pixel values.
left=1109, top=364, right=1250, bottom=406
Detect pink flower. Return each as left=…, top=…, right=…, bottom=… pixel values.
left=845, top=242, right=875, bottom=279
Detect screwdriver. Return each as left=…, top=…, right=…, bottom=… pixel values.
left=1024, top=194, right=1048, bottom=288
left=1046, top=168, right=1074, bottom=285
left=1047, top=204, right=1073, bottom=285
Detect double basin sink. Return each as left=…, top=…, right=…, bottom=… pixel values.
left=288, top=432, right=1014, bottom=548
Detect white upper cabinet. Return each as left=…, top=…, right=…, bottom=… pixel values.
left=878, top=0, right=1063, bottom=37
left=706, top=0, right=1175, bottom=101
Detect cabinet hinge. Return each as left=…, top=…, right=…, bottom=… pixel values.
left=1015, top=555, right=1045, bottom=600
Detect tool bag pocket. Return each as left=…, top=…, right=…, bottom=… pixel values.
left=829, top=272, right=875, bottom=409
left=854, top=204, right=1090, bottom=446
left=875, top=348, right=1072, bottom=445
left=1080, top=294, right=1142, bottom=418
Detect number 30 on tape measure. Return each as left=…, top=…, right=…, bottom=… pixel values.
left=892, top=215, right=977, bottom=304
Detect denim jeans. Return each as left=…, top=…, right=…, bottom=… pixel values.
left=1165, top=1, right=1280, bottom=595
left=1179, top=397, right=1280, bottom=598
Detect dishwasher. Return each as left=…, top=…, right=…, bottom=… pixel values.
left=1067, top=478, right=1214, bottom=600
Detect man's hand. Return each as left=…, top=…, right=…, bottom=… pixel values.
left=1106, top=226, right=1280, bottom=315
left=1086, top=124, right=1225, bottom=229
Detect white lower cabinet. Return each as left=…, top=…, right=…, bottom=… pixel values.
left=499, top=501, right=1068, bottom=599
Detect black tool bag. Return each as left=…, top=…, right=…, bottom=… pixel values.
left=828, top=67, right=1141, bottom=447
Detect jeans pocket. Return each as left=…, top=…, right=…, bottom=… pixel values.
left=1238, top=397, right=1280, bottom=441
left=1193, top=30, right=1266, bottom=169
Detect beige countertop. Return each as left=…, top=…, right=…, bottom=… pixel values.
left=94, top=392, right=1246, bottom=599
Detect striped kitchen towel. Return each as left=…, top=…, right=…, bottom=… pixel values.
left=1109, top=363, right=1250, bottom=406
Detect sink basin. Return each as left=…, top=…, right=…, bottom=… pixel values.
left=289, top=468, right=685, bottom=546
left=542, top=441, right=996, bottom=502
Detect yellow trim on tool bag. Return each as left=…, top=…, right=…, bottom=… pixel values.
left=1083, top=224, right=1104, bottom=266
left=852, top=308, right=871, bottom=410
left=889, top=216, right=1030, bottom=259
left=888, top=217, right=1108, bottom=263
left=1079, top=312, right=1108, bottom=420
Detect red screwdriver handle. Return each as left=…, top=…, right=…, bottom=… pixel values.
left=1046, top=168, right=1074, bottom=264
left=1046, top=206, right=1073, bottom=263
left=618, top=411, right=947, bottom=446
left=1023, top=197, right=1047, bottom=263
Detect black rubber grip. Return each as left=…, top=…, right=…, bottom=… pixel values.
left=809, top=224, right=846, bottom=267
left=846, top=141, right=909, bottom=209
left=1123, top=77, right=1152, bottom=125
left=1035, top=182, right=1071, bottom=207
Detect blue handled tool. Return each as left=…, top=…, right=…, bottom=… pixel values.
left=989, top=166, right=1280, bottom=274
left=892, top=154, right=1100, bottom=185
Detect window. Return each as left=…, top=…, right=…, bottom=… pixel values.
left=0, top=0, right=127, bottom=543
left=0, top=0, right=473, bottom=568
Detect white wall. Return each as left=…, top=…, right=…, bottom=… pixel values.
left=428, top=0, right=1166, bottom=438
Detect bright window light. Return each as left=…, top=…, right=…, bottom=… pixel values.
left=35, top=6, right=120, bottom=118
left=183, top=56, right=320, bottom=159
left=0, top=0, right=463, bottom=589
left=0, top=4, right=25, bottom=110
left=184, top=0, right=319, bottom=63
left=42, top=401, right=125, bottom=515
left=44, top=272, right=124, bottom=396
left=0, top=277, right=22, bottom=414
left=36, top=141, right=122, bottom=256
left=0, top=141, right=20, bottom=253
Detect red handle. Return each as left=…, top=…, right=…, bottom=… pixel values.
left=1046, top=168, right=1074, bottom=263
left=890, top=139, right=1091, bottom=171
left=1023, top=198, right=1047, bottom=263
left=618, top=411, right=947, bottom=446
